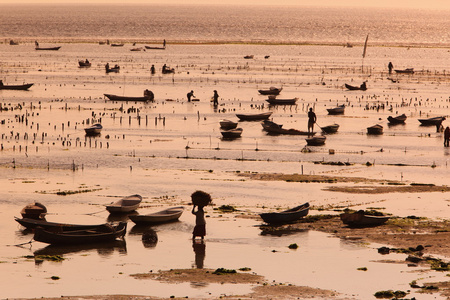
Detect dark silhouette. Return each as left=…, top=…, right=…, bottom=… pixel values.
left=192, top=205, right=206, bottom=240
left=388, top=62, right=393, bottom=75
left=360, top=82, right=367, bottom=90
left=150, top=65, right=155, bottom=75
left=445, top=127, right=450, bottom=147
left=187, top=90, right=195, bottom=102
left=163, top=39, right=166, bottom=47
left=192, top=240, right=206, bottom=269
left=212, top=90, right=219, bottom=106
left=307, top=108, right=317, bottom=133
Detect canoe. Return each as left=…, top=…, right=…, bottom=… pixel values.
left=110, top=43, right=124, bottom=47
left=33, top=222, right=127, bottom=245
left=367, top=124, right=383, bottom=135
left=104, top=93, right=154, bottom=102
left=340, top=211, right=389, bottom=227
left=145, top=45, right=166, bottom=50
left=259, top=202, right=310, bottom=224
left=244, top=55, right=254, bottom=59
left=387, top=114, right=407, bottom=124
left=418, top=116, right=446, bottom=126
left=84, top=123, right=102, bottom=135
left=130, top=47, right=144, bottom=51
left=129, top=206, right=184, bottom=225
left=219, top=119, right=238, bottom=130
left=106, top=194, right=142, bottom=213
left=305, top=135, right=326, bottom=146
left=326, top=105, right=345, bottom=115
left=15, top=216, right=108, bottom=231
left=262, top=120, right=314, bottom=136
left=345, top=83, right=367, bottom=91
left=105, top=66, right=120, bottom=73
left=236, top=112, right=272, bottom=121
left=35, top=46, right=61, bottom=51
left=0, top=83, right=33, bottom=90
left=221, top=128, right=243, bottom=139
left=395, top=68, right=414, bottom=74
left=20, top=202, right=47, bottom=219
left=258, top=87, right=282, bottom=96
left=321, top=123, right=340, bottom=134
left=265, top=97, right=298, bottom=105
left=78, top=60, right=91, bottom=67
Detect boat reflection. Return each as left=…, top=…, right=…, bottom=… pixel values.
left=129, top=225, right=159, bottom=248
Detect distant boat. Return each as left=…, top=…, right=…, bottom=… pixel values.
left=258, top=87, right=282, bottom=95
left=340, top=211, right=389, bottom=227
left=219, top=119, right=238, bottom=130
left=0, top=82, right=33, bottom=90
left=78, top=60, right=91, bottom=67
left=418, top=116, right=446, bottom=126
left=395, top=68, right=414, bottom=74
left=129, top=206, right=184, bottom=225
left=15, top=216, right=107, bottom=231
left=326, top=105, right=345, bottom=115
left=305, top=135, right=326, bottom=146
left=345, top=82, right=367, bottom=91
left=130, top=47, right=144, bottom=51
left=221, top=128, right=243, bottom=139
left=35, top=46, right=61, bottom=51
left=105, top=65, right=120, bottom=73
left=145, top=45, right=166, bottom=50
left=367, top=124, right=383, bottom=135
left=110, top=43, right=124, bottom=47
left=236, top=112, right=272, bottom=121
left=106, top=194, right=142, bottom=213
left=9, top=40, right=19, bottom=45
left=104, top=90, right=154, bottom=102
left=262, top=120, right=314, bottom=136
left=387, top=114, right=407, bottom=124
left=244, top=55, right=254, bottom=59
left=320, top=123, right=340, bottom=134
left=84, top=123, right=102, bottom=135
left=259, top=202, right=310, bottom=224
left=265, top=96, right=298, bottom=106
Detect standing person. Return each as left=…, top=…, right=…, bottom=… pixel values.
left=187, top=90, right=195, bottom=102
left=388, top=62, right=393, bottom=75
left=212, top=90, right=219, bottom=106
left=163, top=39, right=166, bottom=48
left=307, top=107, right=317, bottom=133
left=150, top=64, right=155, bottom=75
left=191, top=190, right=212, bottom=240
left=444, top=126, right=450, bottom=147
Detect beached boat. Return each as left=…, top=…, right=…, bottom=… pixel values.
left=244, top=55, right=254, bottom=59
left=20, top=202, right=47, bottom=219
left=262, top=120, right=314, bottom=136
left=418, top=116, right=446, bottom=126
left=387, top=114, right=407, bottom=124
left=110, top=43, right=124, bottom=47
left=78, top=60, right=91, bottom=67
left=35, top=46, right=61, bottom=51
left=305, top=135, right=326, bottom=146
left=367, top=124, right=383, bottom=135
left=0, top=82, right=33, bottom=90
left=33, top=222, right=127, bottom=245
left=15, top=216, right=108, bottom=231
left=219, top=119, right=238, bottom=130
left=104, top=90, right=154, bottom=102
left=259, top=202, right=310, bottom=224
left=84, top=123, right=102, bottom=135
left=340, top=211, right=390, bottom=227
left=345, top=83, right=367, bottom=91
left=221, top=128, right=243, bottom=139
left=258, top=87, right=282, bottom=95
left=236, top=112, right=272, bottom=121
left=129, top=206, right=184, bottom=225
left=395, top=68, right=414, bottom=74
left=326, top=105, right=345, bottom=115
left=106, top=194, right=142, bottom=213
left=145, top=45, right=166, bottom=50
left=265, top=97, right=298, bottom=105
left=320, top=123, right=340, bottom=134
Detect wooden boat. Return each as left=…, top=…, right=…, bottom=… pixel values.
left=33, top=222, right=127, bottom=245
left=236, top=112, right=272, bottom=121
left=266, top=97, right=298, bottom=106
left=145, top=45, right=166, bottom=50
left=20, top=202, right=47, bottom=219
left=110, top=43, right=124, bottom=47
left=395, top=68, right=414, bottom=74
left=35, top=46, right=61, bottom=51
left=262, top=120, right=314, bottom=135
left=259, top=202, right=310, bottom=224
left=345, top=83, right=367, bottom=91
left=418, top=116, right=446, bottom=126
left=15, top=217, right=108, bottom=231
left=219, top=119, right=238, bottom=130
left=244, top=55, right=254, bottom=59
left=367, top=124, right=383, bottom=135
left=258, top=87, right=282, bottom=96
left=106, top=194, right=142, bottom=213
left=0, top=83, right=33, bottom=90
left=78, top=60, right=91, bottom=67
left=129, top=206, right=184, bottom=225
left=104, top=92, right=154, bottom=102
left=340, top=211, right=389, bottom=227
left=9, top=40, right=19, bottom=45
left=387, top=114, right=407, bottom=124
left=221, top=128, right=243, bottom=139
left=321, top=123, right=340, bottom=134
left=130, top=47, right=144, bottom=51
left=326, top=105, right=345, bottom=115
left=105, top=65, right=120, bottom=73
left=84, top=123, right=102, bottom=135
left=305, top=135, right=326, bottom=146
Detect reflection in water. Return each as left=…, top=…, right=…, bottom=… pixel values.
left=192, top=239, right=205, bottom=269
left=141, top=229, right=158, bottom=248
left=259, top=225, right=309, bottom=237
left=107, top=211, right=138, bottom=222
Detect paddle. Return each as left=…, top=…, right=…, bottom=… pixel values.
left=315, top=122, right=323, bottom=132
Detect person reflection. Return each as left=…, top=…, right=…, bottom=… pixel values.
left=192, top=239, right=206, bottom=269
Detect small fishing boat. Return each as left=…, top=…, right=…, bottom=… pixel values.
left=104, top=90, right=154, bottom=102
left=262, top=120, right=314, bottom=136
left=258, top=87, right=282, bottom=96
left=320, top=123, right=340, bottom=134
left=387, top=114, right=407, bottom=124
left=106, top=194, right=142, bottom=213
left=259, top=202, right=310, bottom=224
left=418, top=116, right=446, bottom=126
left=130, top=47, right=144, bottom=51
left=244, top=55, right=254, bottom=59
left=35, top=46, right=61, bottom=51
left=265, top=96, right=298, bottom=106
left=0, top=82, right=33, bottom=90
left=367, top=124, right=383, bottom=135
left=15, top=216, right=108, bottom=231
left=129, top=206, right=184, bottom=225
left=84, top=123, right=102, bottom=135
left=221, top=128, right=243, bottom=139
left=105, top=65, right=120, bottom=73
left=145, top=45, right=166, bottom=50
left=345, top=83, right=367, bottom=91
left=110, top=43, right=124, bottom=47
left=340, top=211, right=390, bottom=227
left=219, top=119, right=238, bottom=130
left=326, top=105, right=345, bottom=115
left=33, top=222, right=127, bottom=245
left=395, top=68, right=414, bottom=74
left=236, top=112, right=273, bottom=121
left=78, top=60, right=91, bottom=67
left=20, top=202, right=47, bottom=219
left=305, top=135, right=326, bottom=146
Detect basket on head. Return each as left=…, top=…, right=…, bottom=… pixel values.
left=191, top=190, right=212, bottom=207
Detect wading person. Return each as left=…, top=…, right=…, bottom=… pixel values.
left=212, top=90, right=219, bottom=106
left=191, top=190, right=212, bottom=240
left=187, top=90, right=195, bottom=102
left=444, top=126, right=450, bottom=147
left=307, top=107, right=317, bottom=133
left=388, top=62, right=393, bottom=75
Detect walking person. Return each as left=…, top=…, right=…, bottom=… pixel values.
left=191, top=190, right=212, bottom=240
left=444, top=126, right=450, bottom=147
left=150, top=64, right=155, bottom=75
left=212, top=90, right=219, bottom=106
left=307, top=107, right=317, bottom=133
left=388, top=62, right=393, bottom=75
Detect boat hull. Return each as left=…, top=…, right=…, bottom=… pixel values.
left=236, top=112, right=272, bottom=121
left=104, top=94, right=153, bottom=102
left=260, top=203, right=310, bottom=224
left=129, top=206, right=184, bottom=225
left=340, top=212, right=389, bottom=227
left=0, top=83, right=33, bottom=90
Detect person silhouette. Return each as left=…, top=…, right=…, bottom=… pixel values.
left=307, top=107, right=317, bottom=133
left=388, top=62, right=393, bottom=75
left=212, top=90, right=219, bottom=106
left=444, top=126, right=450, bottom=147
left=187, top=90, right=195, bottom=102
